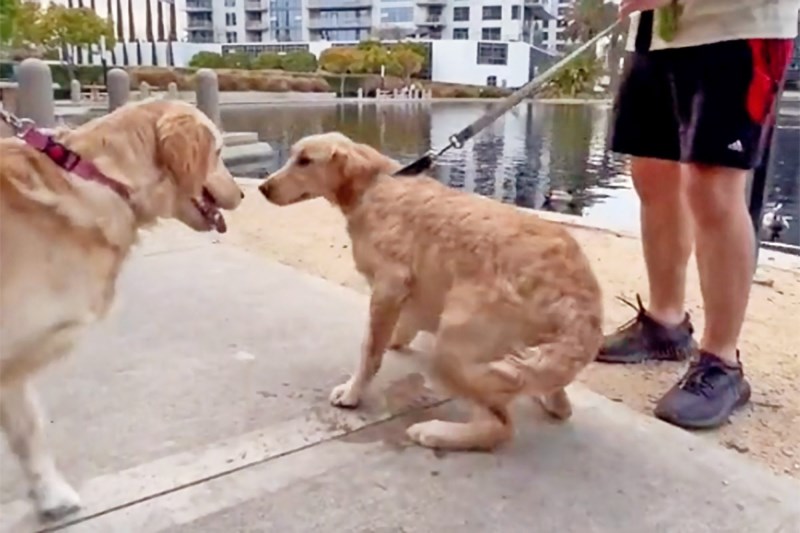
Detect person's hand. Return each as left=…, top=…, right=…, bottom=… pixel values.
left=619, top=0, right=674, bottom=18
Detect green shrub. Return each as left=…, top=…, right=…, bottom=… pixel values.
left=189, top=51, right=225, bottom=69
left=252, top=52, right=281, bottom=70
left=222, top=52, right=252, bottom=70
left=280, top=51, right=317, bottom=72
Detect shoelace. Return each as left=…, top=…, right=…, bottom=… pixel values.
left=677, top=359, right=721, bottom=398
left=611, top=294, right=647, bottom=333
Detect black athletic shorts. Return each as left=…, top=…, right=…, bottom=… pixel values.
left=610, top=10, right=795, bottom=170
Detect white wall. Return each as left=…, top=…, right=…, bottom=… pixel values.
left=85, top=39, right=535, bottom=89
left=431, top=40, right=530, bottom=87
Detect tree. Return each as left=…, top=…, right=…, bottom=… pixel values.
left=546, top=52, right=602, bottom=97
left=127, top=0, right=135, bottom=43
left=391, top=45, right=424, bottom=86
left=39, top=5, right=116, bottom=75
left=156, top=0, right=165, bottom=41
left=319, top=46, right=362, bottom=95
left=145, top=0, right=154, bottom=43
left=189, top=51, right=225, bottom=68
left=0, top=0, right=19, bottom=46
left=0, top=0, right=47, bottom=51
left=280, top=50, right=317, bottom=72
left=564, top=0, right=627, bottom=95
left=145, top=0, right=155, bottom=64
left=564, top=0, right=617, bottom=42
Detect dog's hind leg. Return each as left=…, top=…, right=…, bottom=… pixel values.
left=330, top=268, right=410, bottom=408
left=0, top=382, right=81, bottom=520
left=407, top=403, right=513, bottom=451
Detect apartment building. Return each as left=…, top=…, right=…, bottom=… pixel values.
left=186, top=0, right=568, bottom=54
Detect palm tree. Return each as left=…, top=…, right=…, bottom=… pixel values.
left=115, top=0, right=127, bottom=65
left=168, top=0, right=177, bottom=67
left=129, top=0, right=141, bottom=66
left=75, top=0, right=85, bottom=63
left=156, top=0, right=165, bottom=41
left=564, top=0, right=628, bottom=95
left=106, top=0, right=117, bottom=64
left=146, top=0, right=156, bottom=65
left=89, top=0, right=96, bottom=63
left=127, top=0, right=136, bottom=43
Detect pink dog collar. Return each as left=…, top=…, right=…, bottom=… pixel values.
left=20, top=127, right=132, bottom=202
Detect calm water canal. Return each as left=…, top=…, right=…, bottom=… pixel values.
left=221, top=101, right=800, bottom=246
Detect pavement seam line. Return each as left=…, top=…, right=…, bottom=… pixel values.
left=36, top=398, right=451, bottom=533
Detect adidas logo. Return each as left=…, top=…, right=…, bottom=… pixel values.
left=727, top=140, right=744, bottom=152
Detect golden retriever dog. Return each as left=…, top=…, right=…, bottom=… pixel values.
left=0, top=99, right=242, bottom=520
left=259, top=132, right=603, bottom=452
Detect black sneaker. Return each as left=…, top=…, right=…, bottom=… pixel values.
left=655, top=351, right=751, bottom=429
left=597, top=295, right=697, bottom=364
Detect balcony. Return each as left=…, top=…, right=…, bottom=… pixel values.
left=523, top=0, right=556, bottom=21
left=246, top=18, right=269, bottom=30
left=245, top=0, right=268, bottom=9
left=306, top=0, right=373, bottom=10
left=307, top=16, right=372, bottom=30
left=186, top=19, right=214, bottom=30
left=416, top=14, right=445, bottom=26
left=185, top=0, right=213, bottom=11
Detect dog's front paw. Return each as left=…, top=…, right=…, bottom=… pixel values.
left=329, top=381, right=361, bottom=409
left=32, top=475, right=81, bottom=521
left=406, top=420, right=448, bottom=449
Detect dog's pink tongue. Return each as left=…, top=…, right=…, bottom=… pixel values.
left=212, top=211, right=227, bottom=233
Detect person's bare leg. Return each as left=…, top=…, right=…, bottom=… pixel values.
left=685, top=164, right=753, bottom=363
left=631, top=157, right=693, bottom=325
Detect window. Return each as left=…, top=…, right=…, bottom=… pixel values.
left=225, top=0, right=236, bottom=6
left=511, top=5, right=520, bottom=19
left=453, top=6, right=469, bottom=21
left=486, top=75, right=497, bottom=86
left=453, top=28, right=468, bottom=39
left=476, top=42, right=507, bottom=65
left=482, top=5, right=501, bottom=20
left=226, top=31, right=238, bottom=42
left=380, top=6, right=414, bottom=23
left=226, top=12, right=237, bottom=26
left=481, top=27, right=501, bottom=40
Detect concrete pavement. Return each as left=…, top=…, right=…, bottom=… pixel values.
left=1, top=224, right=798, bottom=533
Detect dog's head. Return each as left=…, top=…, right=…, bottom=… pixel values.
left=153, top=101, right=243, bottom=233
left=258, top=132, right=398, bottom=209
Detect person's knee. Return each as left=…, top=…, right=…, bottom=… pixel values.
left=630, top=157, right=683, bottom=206
left=685, top=164, right=748, bottom=228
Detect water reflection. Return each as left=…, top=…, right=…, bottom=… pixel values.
left=224, top=101, right=799, bottom=245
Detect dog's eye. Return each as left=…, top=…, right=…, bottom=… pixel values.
left=296, top=155, right=311, bottom=167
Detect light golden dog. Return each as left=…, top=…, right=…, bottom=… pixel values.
left=0, top=99, right=242, bottom=520
left=260, top=132, right=603, bottom=452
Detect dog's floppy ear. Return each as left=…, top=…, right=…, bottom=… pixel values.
left=333, top=141, right=391, bottom=181
left=156, top=111, right=214, bottom=195
left=330, top=142, right=385, bottom=207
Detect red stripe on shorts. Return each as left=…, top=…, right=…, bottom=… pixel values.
left=746, top=39, right=794, bottom=124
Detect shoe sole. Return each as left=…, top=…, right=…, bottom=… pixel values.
left=655, top=380, right=752, bottom=430
left=596, top=342, right=697, bottom=365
